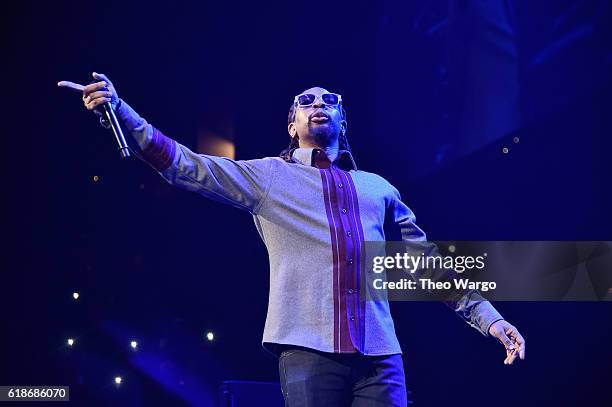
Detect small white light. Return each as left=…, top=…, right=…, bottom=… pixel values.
left=206, top=332, right=214, bottom=341
left=115, top=376, right=122, bottom=385
left=73, top=292, right=80, bottom=300
left=67, top=338, right=75, bottom=346
left=448, top=245, right=456, bottom=253
left=130, top=340, right=138, bottom=349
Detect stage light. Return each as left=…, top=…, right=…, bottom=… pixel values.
left=114, top=376, right=122, bottom=385
left=502, top=147, right=509, bottom=154
left=513, top=137, right=520, bottom=144
left=93, top=175, right=100, bottom=182
left=448, top=245, right=456, bottom=253
left=130, top=340, right=138, bottom=350
left=206, top=331, right=214, bottom=341
left=67, top=338, right=75, bottom=346
left=197, top=133, right=235, bottom=159
left=72, top=292, right=79, bottom=300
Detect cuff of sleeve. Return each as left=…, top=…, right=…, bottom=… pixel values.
left=473, top=301, right=504, bottom=337
left=485, top=317, right=505, bottom=337
left=115, top=99, right=152, bottom=149
left=115, top=99, right=141, bottom=130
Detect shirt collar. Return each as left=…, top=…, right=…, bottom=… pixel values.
left=290, top=147, right=357, bottom=171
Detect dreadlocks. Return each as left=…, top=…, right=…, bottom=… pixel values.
left=279, top=101, right=351, bottom=162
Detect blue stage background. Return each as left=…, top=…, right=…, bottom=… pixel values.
left=3, top=0, right=612, bottom=405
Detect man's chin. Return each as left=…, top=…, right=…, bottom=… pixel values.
left=309, top=125, right=331, bottom=136
left=309, top=121, right=334, bottom=130
left=307, top=127, right=338, bottom=145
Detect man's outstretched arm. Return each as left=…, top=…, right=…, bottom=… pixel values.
left=388, top=185, right=526, bottom=365
left=59, top=72, right=274, bottom=214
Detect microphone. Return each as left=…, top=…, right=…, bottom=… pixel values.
left=101, top=101, right=130, bottom=159
left=92, top=80, right=130, bottom=159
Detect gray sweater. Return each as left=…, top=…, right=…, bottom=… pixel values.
left=115, top=99, right=504, bottom=356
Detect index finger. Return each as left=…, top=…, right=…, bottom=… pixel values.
left=57, top=80, right=85, bottom=93
left=82, top=81, right=108, bottom=94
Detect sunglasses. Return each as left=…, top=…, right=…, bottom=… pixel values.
left=294, top=93, right=342, bottom=107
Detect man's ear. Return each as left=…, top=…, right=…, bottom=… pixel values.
left=341, top=120, right=347, bottom=135
left=288, top=122, right=297, bottom=137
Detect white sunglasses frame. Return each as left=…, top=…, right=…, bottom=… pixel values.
left=293, top=93, right=343, bottom=107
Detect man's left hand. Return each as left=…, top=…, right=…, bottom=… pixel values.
left=488, top=320, right=526, bottom=365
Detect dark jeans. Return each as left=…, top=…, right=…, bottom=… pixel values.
left=278, top=346, right=407, bottom=407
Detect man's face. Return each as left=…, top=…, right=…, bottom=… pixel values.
left=288, top=87, right=346, bottom=147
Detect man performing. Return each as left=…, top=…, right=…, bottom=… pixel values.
left=59, top=72, right=526, bottom=407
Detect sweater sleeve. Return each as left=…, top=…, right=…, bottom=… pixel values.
left=114, top=99, right=274, bottom=214
left=389, top=185, right=504, bottom=336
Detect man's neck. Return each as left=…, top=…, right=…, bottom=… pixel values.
left=299, top=140, right=339, bottom=163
